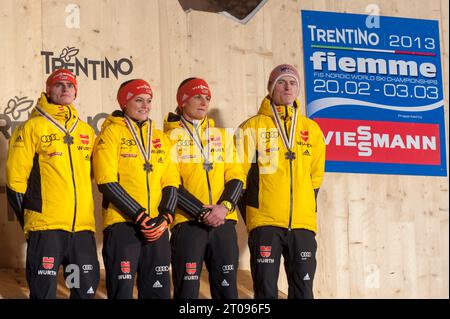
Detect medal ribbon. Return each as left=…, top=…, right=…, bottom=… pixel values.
left=270, top=102, right=298, bottom=154
left=36, top=106, right=79, bottom=139
left=180, top=116, right=211, bottom=166
left=124, top=115, right=152, bottom=166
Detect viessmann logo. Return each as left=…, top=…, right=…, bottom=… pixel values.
left=317, top=118, right=441, bottom=165
left=41, top=46, right=133, bottom=80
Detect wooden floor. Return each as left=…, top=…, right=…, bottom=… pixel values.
left=0, top=268, right=287, bottom=299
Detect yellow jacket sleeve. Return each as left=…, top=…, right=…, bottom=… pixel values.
left=224, top=129, right=246, bottom=186
left=6, top=123, right=37, bottom=193
left=310, top=121, right=326, bottom=189
left=160, top=133, right=181, bottom=189
left=236, top=119, right=257, bottom=181
left=92, top=125, right=120, bottom=185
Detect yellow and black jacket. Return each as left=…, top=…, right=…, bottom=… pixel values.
left=237, top=96, right=326, bottom=234
left=164, top=113, right=246, bottom=228
left=6, top=93, right=96, bottom=236
left=93, top=111, right=180, bottom=229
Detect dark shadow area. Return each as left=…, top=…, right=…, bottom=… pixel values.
left=178, top=0, right=268, bottom=23
left=0, top=268, right=287, bottom=299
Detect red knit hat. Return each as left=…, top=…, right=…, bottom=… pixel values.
left=176, top=78, right=211, bottom=107
left=267, top=64, right=300, bottom=97
left=117, top=79, right=153, bottom=109
left=46, top=69, right=78, bottom=95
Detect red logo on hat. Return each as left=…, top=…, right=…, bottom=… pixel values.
left=46, top=69, right=77, bottom=94
left=79, top=134, right=90, bottom=145
left=177, top=78, right=211, bottom=107
left=152, top=138, right=161, bottom=149
left=42, top=257, right=55, bottom=269
left=260, top=246, right=272, bottom=258
left=186, top=262, right=197, bottom=275
left=299, top=130, right=309, bottom=142
left=121, top=261, right=131, bottom=274
left=280, top=66, right=294, bottom=73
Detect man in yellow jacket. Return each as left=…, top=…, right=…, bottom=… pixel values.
left=6, top=69, right=100, bottom=299
left=237, top=64, right=326, bottom=299
left=93, top=79, right=180, bottom=299
left=164, top=78, right=246, bottom=299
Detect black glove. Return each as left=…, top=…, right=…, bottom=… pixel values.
left=138, top=212, right=173, bottom=242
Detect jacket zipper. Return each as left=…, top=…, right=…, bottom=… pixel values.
left=139, top=125, right=151, bottom=213
left=195, top=124, right=213, bottom=205
left=66, top=107, right=77, bottom=233
left=205, top=171, right=213, bottom=205
left=284, top=105, right=293, bottom=231
left=288, top=159, right=293, bottom=231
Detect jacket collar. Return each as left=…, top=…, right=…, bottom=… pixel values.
left=33, top=92, right=79, bottom=125
left=258, top=95, right=301, bottom=119
left=101, top=110, right=151, bottom=131
left=163, top=112, right=215, bottom=132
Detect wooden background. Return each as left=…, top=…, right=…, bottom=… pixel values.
left=0, top=0, right=448, bottom=298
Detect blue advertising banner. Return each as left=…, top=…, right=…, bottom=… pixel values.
left=301, top=10, right=447, bottom=176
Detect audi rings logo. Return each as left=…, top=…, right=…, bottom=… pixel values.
left=41, top=133, right=60, bottom=143
left=82, top=264, right=93, bottom=273
left=121, top=138, right=136, bottom=146
left=260, top=131, right=279, bottom=139
left=300, top=251, right=312, bottom=260
left=155, top=266, right=169, bottom=273
left=222, top=264, right=234, bottom=272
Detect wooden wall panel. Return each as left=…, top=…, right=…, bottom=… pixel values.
left=0, top=0, right=43, bottom=273
left=0, top=0, right=447, bottom=298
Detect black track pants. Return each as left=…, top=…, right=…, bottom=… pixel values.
left=102, top=222, right=171, bottom=299
left=249, top=226, right=317, bottom=299
left=26, top=230, right=100, bottom=299
left=171, top=220, right=239, bottom=299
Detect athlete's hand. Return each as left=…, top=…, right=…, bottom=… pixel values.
left=202, top=204, right=227, bottom=228
left=141, top=213, right=173, bottom=242
left=135, top=211, right=151, bottom=229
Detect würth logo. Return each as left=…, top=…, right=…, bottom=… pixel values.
left=185, top=262, right=197, bottom=275
left=260, top=246, right=272, bottom=258
left=42, top=257, right=55, bottom=270
left=210, top=136, right=222, bottom=147
left=120, top=261, right=131, bottom=274
left=299, top=130, right=309, bottom=142
left=152, top=138, right=162, bottom=149
left=79, top=134, right=90, bottom=145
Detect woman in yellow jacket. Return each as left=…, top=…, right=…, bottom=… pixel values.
left=237, top=64, right=326, bottom=299
left=92, top=79, right=180, bottom=299
left=164, top=78, right=246, bottom=299
left=6, top=69, right=100, bottom=299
